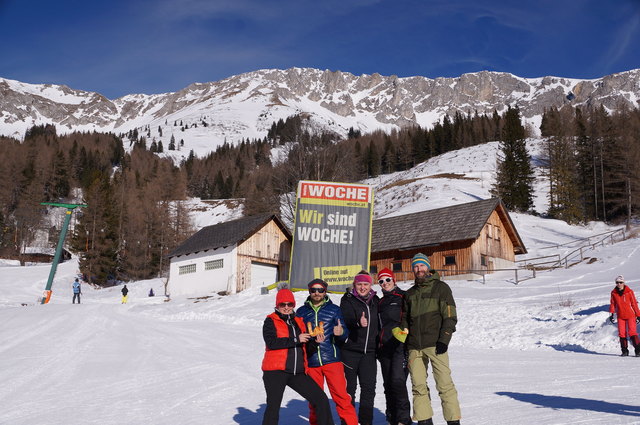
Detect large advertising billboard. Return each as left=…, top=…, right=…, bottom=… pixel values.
left=288, top=181, right=374, bottom=291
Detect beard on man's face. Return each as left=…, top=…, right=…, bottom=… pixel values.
left=414, top=270, right=429, bottom=283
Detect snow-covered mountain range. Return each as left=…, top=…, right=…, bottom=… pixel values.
left=2, top=67, right=640, bottom=156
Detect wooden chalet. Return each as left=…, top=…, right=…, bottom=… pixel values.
left=167, top=214, right=291, bottom=296
left=370, top=198, right=526, bottom=281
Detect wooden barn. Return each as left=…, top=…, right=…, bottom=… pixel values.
left=167, top=214, right=291, bottom=296
left=370, top=198, right=526, bottom=281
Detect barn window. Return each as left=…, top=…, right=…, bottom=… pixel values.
left=444, top=255, right=456, bottom=266
left=486, top=224, right=493, bottom=239
left=179, top=263, right=196, bottom=275
left=205, top=259, right=224, bottom=270
left=495, top=227, right=501, bottom=241
left=481, top=255, right=487, bottom=266
left=392, top=262, right=403, bottom=272
left=369, top=265, right=378, bottom=275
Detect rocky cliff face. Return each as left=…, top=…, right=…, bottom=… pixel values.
left=1, top=68, right=639, bottom=151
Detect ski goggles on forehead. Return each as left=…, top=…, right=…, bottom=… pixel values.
left=309, top=287, right=326, bottom=293
left=378, top=277, right=393, bottom=284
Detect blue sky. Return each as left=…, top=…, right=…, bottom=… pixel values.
left=1, top=0, right=639, bottom=99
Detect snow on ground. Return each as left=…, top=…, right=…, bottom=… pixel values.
left=2, top=234, right=639, bottom=425
left=2, top=139, right=640, bottom=424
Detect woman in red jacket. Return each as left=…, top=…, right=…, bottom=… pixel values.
left=609, top=275, right=640, bottom=356
left=261, top=288, right=334, bottom=425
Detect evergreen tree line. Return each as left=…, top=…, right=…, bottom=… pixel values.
left=538, top=105, right=640, bottom=225
left=0, top=125, right=193, bottom=285
left=5, top=105, right=635, bottom=284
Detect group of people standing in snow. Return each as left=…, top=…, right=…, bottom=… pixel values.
left=260, top=253, right=462, bottom=425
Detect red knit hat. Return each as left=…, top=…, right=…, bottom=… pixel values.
left=377, top=268, right=395, bottom=283
left=275, top=288, right=295, bottom=307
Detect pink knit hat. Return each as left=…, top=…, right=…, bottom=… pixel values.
left=353, top=273, right=373, bottom=285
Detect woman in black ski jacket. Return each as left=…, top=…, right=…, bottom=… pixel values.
left=339, top=272, right=380, bottom=425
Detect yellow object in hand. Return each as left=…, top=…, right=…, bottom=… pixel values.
left=392, top=327, right=408, bottom=343
left=307, top=321, right=325, bottom=337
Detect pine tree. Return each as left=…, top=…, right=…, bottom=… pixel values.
left=491, top=106, right=534, bottom=212
left=540, top=107, right=582, bottom=223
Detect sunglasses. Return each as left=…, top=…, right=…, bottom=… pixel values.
left=616, top=281, right=625, bottom=284
left=278, top=302, right=295, bottom=308
left=309, top=287, right=326, bottom=294
left=378, top=277, right=393, bottom=284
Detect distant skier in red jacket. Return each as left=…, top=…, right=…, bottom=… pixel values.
left=609, top=275, right=640, bottom=357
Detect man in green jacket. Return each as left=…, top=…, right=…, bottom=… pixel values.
left=398, top=253, right=461, bottom=425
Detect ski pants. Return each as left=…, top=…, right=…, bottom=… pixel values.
left=617, top=318, right=638, bottom=338
left=121, top=295, right=128, bottom=304
left=378, top=345, right=411, bottom=425
left=341, top=349, right=376, bottom=425
left=407, top=347, right=461, bottom=423
left=262, top=370, right=334, bottom=425
left=72, top=293, right=81, bottom=304
left=307, top=362, right=358, bottom=425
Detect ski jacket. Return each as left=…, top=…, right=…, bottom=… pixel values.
left=296, top=297, right=349, bottom=368
left=72, top=281, right=81, bottom=294
left=400, top=272, right=457, bottom=350
left=121, top=286, right=128, bottom=296
left=378, top=286, right=405, bottom=354
left=610, top=285, right=640, bottom=320
left=340, top=289, right=380, bottom=354
left=262, top=310, right=308, bottom=374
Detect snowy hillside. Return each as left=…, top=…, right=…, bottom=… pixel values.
left=2, top=139, right=639, bottom=424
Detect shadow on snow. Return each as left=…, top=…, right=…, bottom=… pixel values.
left=233, top=399, right=385, bottom=424
left=574, top=304, right=609, bottom=316
left=496, top=392, right=640, bottom=417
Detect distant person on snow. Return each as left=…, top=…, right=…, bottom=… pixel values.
left=149, top=288, right=155, bottom=297
left=72, top=278, right=81, bottom=304
left=609, top=275, right=640, bottom=356
left=121, top=285, right=129, bottom=304
left=261, top=288, right=334, bottom=425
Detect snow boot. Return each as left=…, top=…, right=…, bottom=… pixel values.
left=632, top=335, right=640, bottom=357
left=417, top=419, right=434, bottom=425
left=447, top=421, right=461, bottom=425
left=620, top=337, right=629, bottom=356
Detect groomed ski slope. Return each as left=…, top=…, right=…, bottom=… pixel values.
left=1, top=229, right=639, bottom=424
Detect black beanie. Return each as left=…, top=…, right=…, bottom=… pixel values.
left=307, top=278, right=328, bottom=290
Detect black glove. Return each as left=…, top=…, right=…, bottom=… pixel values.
left=435, top=341, right=448, bottom=355
left=609, top=314, right=615, bottom=324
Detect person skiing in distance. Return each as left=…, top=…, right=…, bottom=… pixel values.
left=121, top=285, right=129, bottom=304
left=296, top=278, right=358, bottom=425
left=72, top=278, right=81, bottom=304
left=609, top=275, right=640, bottom=356
left=340, top=270, right=380, bottom=425
left=376, top=268, right=411, bottom=425
left=261, top=288, right=334, bottom=425
left=399, top=253, right=461, bottom=425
